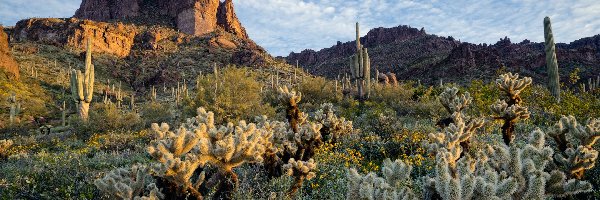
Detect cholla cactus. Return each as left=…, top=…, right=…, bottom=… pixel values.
left=278, top=86, right=304, bottom=133
left=492, top=73, right=532, bottom=145
left=437, top=87, right=473, bottom=128
left=423, top=127, right=592, bottom=199
left=347, top=158, right=417, bottom=200
left=547, top=116, right=600, bottom=179
left=491, top=100, right=531, bottom=145
left=283, top=158, right=317, bottom=195
left=314, top=103, right=353, bottom=142
left=71, top=38, right=95, bottom=121
left=148, top=107, right=272, bottom=199
left=0, top=139, right=13, bottom=160
left=483, top=129, right=592, bottom=199
left=94, top=165, right=164, bottom=200
left=439, top=87, right=472, bottom=115
left=495, top=73, right=531, bottom=106
left=425, top=112, right=484, bottom=160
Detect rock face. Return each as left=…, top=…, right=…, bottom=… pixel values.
left=73, top=0, right=248, bottom=39
left=285, top=24, right=600, bottom=85
left=13, top=18, right=137, bottom=57
left=0, top=26, right=20, bottom=80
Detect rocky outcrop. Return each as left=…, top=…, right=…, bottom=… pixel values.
left=13, top=18, right=137, bottom=57
left=74, top=0, right=140, bottom=22
left=73, top=0, right=248, bottom=39
left=217, top=0, right=248, bottom=39
left=0, top=26, right=19, bottom=80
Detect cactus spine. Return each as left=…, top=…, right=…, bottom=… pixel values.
left=544, top=16, right=561, bottom=102
left=349, top=22, right=371, bottom=100
left=71, top=38, right=95, bottom=121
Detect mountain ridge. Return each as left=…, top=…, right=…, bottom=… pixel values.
left=283, top=24, right=600, bottom=85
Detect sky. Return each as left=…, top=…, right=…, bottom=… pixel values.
left=2, top=0, right=600, bottom=56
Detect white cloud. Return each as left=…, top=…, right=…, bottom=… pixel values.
left=1, top=0, right=599, bottom=56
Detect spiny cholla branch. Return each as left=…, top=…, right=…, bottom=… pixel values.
left=492, top=73, right=532, bottom=145
left=547, top=116, right=600, bottom=179
left=283, top=158, right=317, bottom=195
left=347, top=158, right=417, bottom=200
left=439, top=87, right=472, bottom=115
left=314, top=103, right=354, bottom=142
left=94, top=165, right=164, bottom=200
left=425, top=112, right=484, bottom=161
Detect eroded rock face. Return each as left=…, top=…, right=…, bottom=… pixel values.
left=13, top=18, right=137, bottom=57
left=73, top=0, right=248, bottom=39
left=217, top=0, right=248, bottom=39
left=0, top=26, right=19, bottom=80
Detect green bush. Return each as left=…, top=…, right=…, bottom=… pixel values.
left=71, top=103, right=143, bottom=138
left=187, top=66, right=275, bottom=123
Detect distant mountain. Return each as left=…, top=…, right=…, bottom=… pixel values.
left=283, top=25, right=600, bottom=85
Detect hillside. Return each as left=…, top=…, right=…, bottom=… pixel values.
left=283, top=25, right=600, bottom=85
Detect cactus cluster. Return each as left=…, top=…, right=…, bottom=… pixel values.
left=547, top=116, right=600, bottom=179
left=347, top=158, right=417, bottom=200
left=71, top=38, right=95, bottom=121
left=94, top=165, right=164, bottom=200
left=148, top=106, right=272, bottom=199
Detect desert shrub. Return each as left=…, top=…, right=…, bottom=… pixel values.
left=297, top=76, right=342, bottom=107
left=140, top=101, right=176, bottom=126
left=188, top=66, right=275, bottom=123
left=0, top=149, right=150, bottom=199
left=71, top=103, right=143, bottom=138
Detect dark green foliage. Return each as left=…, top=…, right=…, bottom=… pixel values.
left=187, top=66, right=275, bottom=123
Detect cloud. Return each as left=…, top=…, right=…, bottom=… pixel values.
left=2, top=0, right=600, bottom=56
left=0, top=0, right=80, bottom=26
left=234, top=0, right=600, bottom=56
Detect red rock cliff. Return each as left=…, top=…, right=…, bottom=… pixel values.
left=13, top=18, right=137, bottom=57
left=0, top=26, right=20, bottom=80
left=73, top=0, right=248, bottom=39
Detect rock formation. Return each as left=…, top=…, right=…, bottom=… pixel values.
left=13, top=18, right=137, bottom=57
left=0, top=26, right=19, bottom=80
left=73, top=0, right=248, bottom=39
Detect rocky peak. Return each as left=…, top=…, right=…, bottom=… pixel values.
left=0, top=26, right=19, bottom=80
left=73, top=0, right=249, bottom=39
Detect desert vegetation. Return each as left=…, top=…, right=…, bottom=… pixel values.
left=1, top=17, right=600, bottom=200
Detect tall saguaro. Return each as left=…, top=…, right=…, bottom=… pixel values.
left=544, top=16, right=560, bottom=102
left=71, top=38, right=95, bottom=121
left=349, top=22, right=371, bottom=100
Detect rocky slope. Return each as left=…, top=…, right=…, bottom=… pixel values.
left=0, top=26, right=19, bottom=80
left=284, top=25, right=600, bottom=85
left=74, top=0, right=248, bottom=38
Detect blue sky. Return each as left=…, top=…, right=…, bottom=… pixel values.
left=2, top=0, right=600, bottom=56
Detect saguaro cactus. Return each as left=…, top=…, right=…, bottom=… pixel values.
left=544, top=16, right=561, bottom=102
left=71, top=38, right=95, bottom=121
left=8, top=92, right=20, bottom=125
left=349, top=22, right=371, bottom=100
